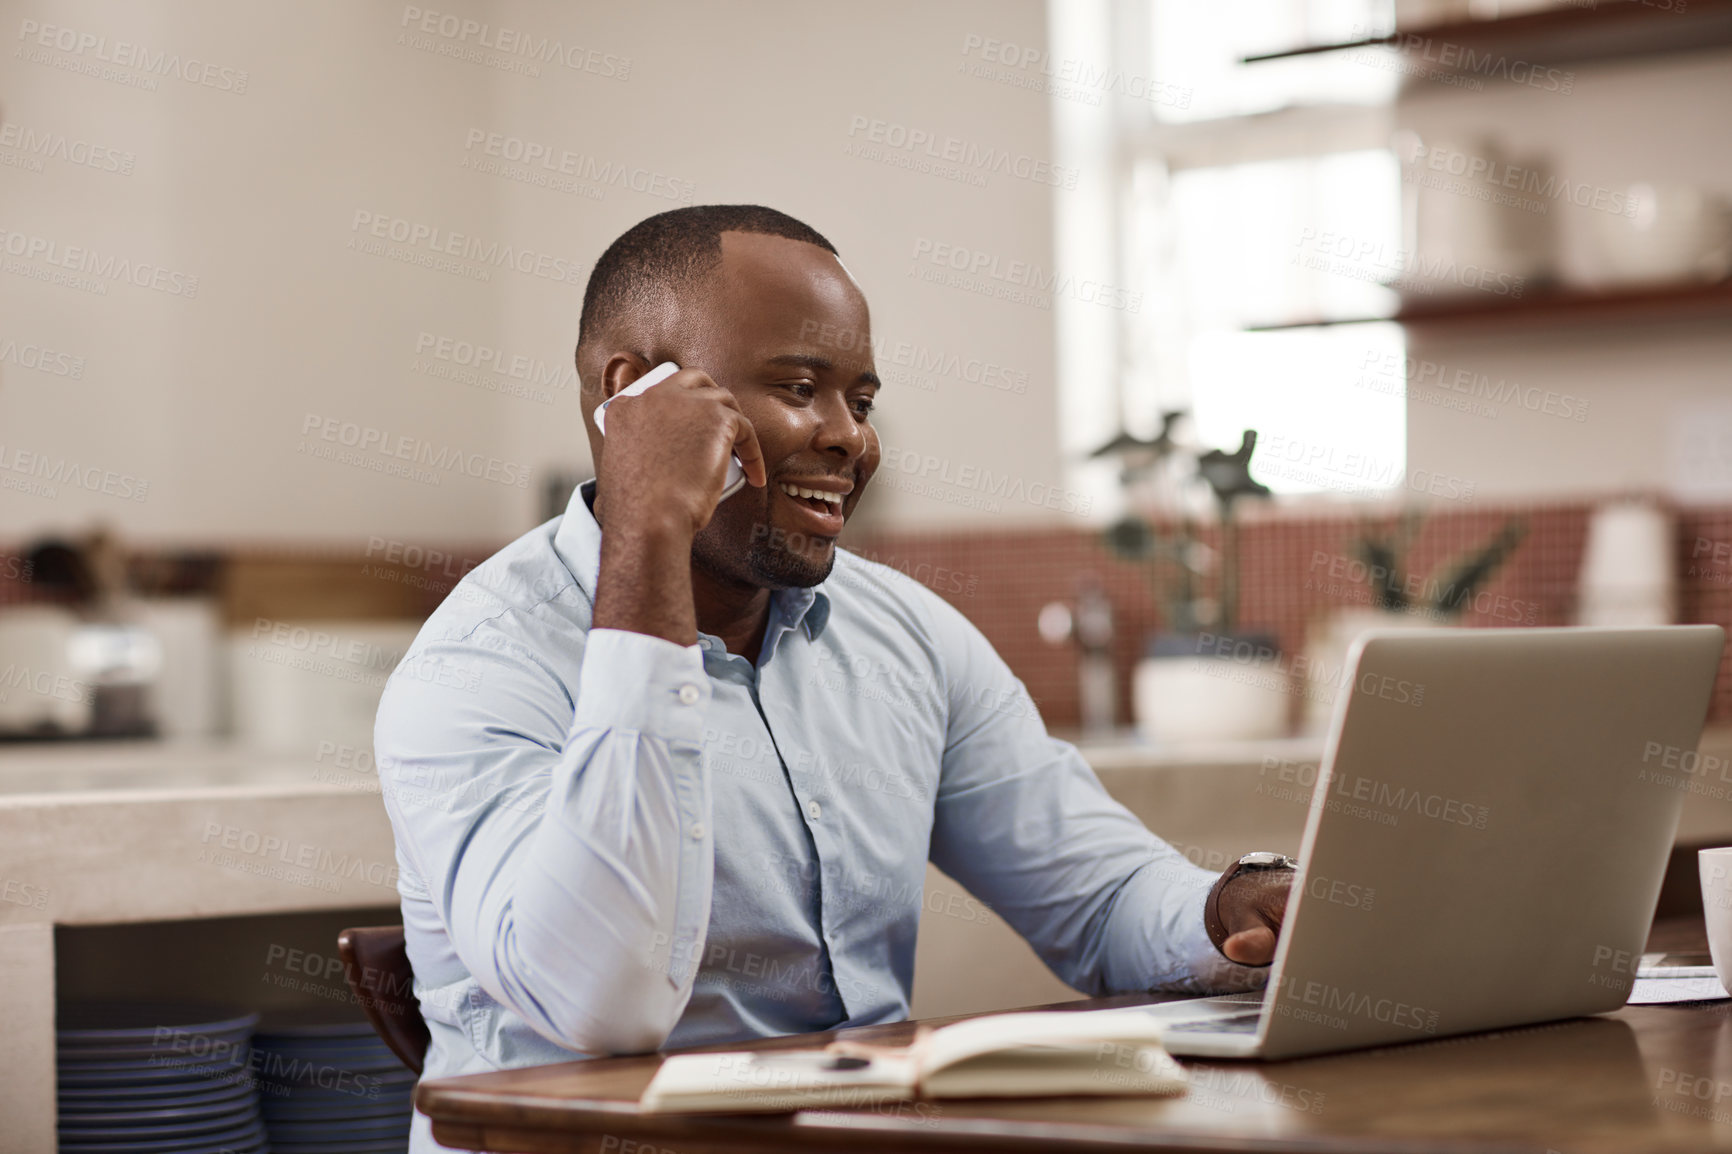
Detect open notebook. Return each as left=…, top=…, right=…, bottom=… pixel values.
left=640, top=1008, right=1187, bottom=1114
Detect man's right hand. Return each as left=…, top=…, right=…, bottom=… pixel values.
left=594, top=365, right=766, bottom=539
left=590, top=362, right=766, bottom=648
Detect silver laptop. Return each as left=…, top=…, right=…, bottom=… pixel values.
left=1151, top=625, right=1725, bottom=1060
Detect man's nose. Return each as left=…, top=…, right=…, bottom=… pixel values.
left=813, top=394, right=866, bottom=459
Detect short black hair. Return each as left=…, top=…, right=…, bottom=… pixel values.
left=577, top=205, right=838, bottom=355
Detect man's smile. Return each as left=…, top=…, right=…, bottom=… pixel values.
left=772, top=474, right=854, bottom=535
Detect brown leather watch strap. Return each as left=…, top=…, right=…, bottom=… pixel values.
left=1205, top=854, right=1296, bottom=963
left=1203, top=864, right=1242, bottom=953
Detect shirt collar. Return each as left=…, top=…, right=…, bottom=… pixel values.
left=552, top=479, right=604, bottom=599
left=554, top=480, right=831, bottom=641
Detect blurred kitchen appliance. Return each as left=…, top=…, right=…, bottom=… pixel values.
left=228, top=619, right=421, bottom=757
left=1577, top=500, right=1675, bottom=627
left=0, top=606, right=92, bottom=735
left=69, top=619, right=164, bottom=736
left=135, top=597, right=223, bottom=739
left=0, top=531, right=168, bottom=739
left=0, top=605, right=163, bottom=738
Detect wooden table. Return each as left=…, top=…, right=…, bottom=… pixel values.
left=417, top=920, right=1732, bottom=1154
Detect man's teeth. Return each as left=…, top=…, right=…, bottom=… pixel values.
left=779, top=483, right=842, bottom=507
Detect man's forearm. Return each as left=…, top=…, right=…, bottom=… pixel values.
left=593, top=512, right=697, bottom=646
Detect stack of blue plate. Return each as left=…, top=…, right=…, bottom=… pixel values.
left=253, top=1009, right=413, bottom=1154
left=57, top=1002, right=268, bottom=1154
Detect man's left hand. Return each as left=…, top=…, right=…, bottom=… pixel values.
left=1211, top=867, right=1294, bottom=967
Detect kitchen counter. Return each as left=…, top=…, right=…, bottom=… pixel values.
left=0, top=740, right=395, bottom=1154
left=0, top=733, right=1321, bottom=1151
left=0, top=738, right=359, bottom=796
left=6, top=727, right=1732, bottom=1152
left=0, top=739, right=395, bottom=924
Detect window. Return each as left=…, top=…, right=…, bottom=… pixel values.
left=1051, top=0, right=1407, bottom=513
left=1147, top=0, right=1395, bottom=124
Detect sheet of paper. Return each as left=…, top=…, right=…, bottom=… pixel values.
left=1637, top=958, right=1717, bottom=980
left=1628, top=976, right=1731, bottom=1004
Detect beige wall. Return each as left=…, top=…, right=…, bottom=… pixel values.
left=1, top=0, right=1065, bottom=545
left=1397, top=50, right=1732, bottom=503
left=12, top=1, right=1719, bottom=552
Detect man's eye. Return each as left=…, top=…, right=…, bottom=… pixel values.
left=780, top=381, right=816, bottom=400
left=850, top=398, right=876, bottom=418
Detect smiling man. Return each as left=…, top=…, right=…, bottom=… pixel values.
left=375, top=206, right=1289, bottom=1149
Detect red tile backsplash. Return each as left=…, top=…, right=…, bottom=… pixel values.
left=3, top=499, right=1728, bottom=730
left=845, top=500, right=1732, bottom=729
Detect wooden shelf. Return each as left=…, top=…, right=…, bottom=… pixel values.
left=1247, top=278, right=1732, bottom=332
left=1244, top=0, right=1732, bottom=69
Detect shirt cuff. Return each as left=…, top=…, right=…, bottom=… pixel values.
left=572, top=628, right=709, bottom=745
left=1172, top=873, right=1271, bottom=994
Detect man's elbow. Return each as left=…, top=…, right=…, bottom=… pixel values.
left=576, top=1014, right=677, bottom=1057
left=543, top=982, right=684, bottom=1057
left=499, top=893, right=703, bottom=1055
left=520, top=948, right=691, bottom=1057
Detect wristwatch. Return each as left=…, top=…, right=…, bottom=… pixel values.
left=1204, top=851, right=1298, bottom=962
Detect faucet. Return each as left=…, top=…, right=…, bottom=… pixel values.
left=1038, top=579, right=1117, bottom=742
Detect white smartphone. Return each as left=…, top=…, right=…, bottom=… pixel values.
left=594, top=361, right=747, bottom=500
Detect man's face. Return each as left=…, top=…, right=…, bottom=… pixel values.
left=679, top=231, right=881, bottom=590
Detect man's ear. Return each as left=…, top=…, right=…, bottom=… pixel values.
left=600, top=352, right=655, bottom=401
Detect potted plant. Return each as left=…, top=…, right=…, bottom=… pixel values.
left=1095, top=417, right=1287, bottom=743
left=1300, top=511, right=1527, bottom=733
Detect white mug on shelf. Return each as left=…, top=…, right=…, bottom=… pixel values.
left=1583, top=183, right=1732, bottom=288
left=1400, top=135, right=1555, bottom=297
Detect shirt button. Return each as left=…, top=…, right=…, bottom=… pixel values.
left=806, top=800, right=822, bottom=822
left=677, top=684, right=701, bottom=705
left=689, top=822, right=706, bottom=840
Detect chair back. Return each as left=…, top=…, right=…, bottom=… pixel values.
left=337, top=924, right=430, bottom=1075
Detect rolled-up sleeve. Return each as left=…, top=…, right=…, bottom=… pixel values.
left=375, top=624, right=714, bottom=1056
left=923, top=602, right=1266, bottom=996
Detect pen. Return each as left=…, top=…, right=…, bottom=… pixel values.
left=748, top=1053, right=871, bottom=1072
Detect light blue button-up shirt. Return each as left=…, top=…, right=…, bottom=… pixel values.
left=376, top=482, right=1255, bottom=1150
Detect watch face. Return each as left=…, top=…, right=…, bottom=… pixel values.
left=1241, top=851, right=1291, bottom=868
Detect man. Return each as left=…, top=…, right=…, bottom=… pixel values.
left=375, top=205, right=1292, bottom=1149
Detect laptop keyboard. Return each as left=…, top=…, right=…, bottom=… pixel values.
left=1163, top=1011, right=1262, bottom=1034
